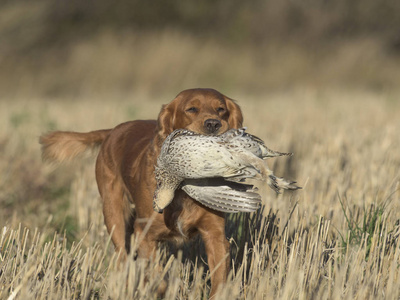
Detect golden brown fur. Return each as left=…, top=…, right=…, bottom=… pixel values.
left=40, top=88, right=243, bottom=297
left=40, top=130, right=111, bottom=162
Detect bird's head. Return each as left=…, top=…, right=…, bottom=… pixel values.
left=153, top=167, right=181, bottom=213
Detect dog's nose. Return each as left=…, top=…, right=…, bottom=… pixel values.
left=204, top=119, right=222, bottom=133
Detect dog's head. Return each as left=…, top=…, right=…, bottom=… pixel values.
left=156, top=88, right=243, bottom=141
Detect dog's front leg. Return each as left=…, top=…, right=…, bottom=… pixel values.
left=198, top=212, right=230, bottom=298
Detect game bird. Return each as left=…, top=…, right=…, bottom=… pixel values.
left=153, top=128, right=300, bottom=213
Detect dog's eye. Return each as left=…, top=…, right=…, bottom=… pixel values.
left=186, top=107, right=198, bottom=113
left=217, top=107, right=225, bottom=113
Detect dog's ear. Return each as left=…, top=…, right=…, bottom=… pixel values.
left=156, top=102, right=176, bottom=141
left=225, top=97, right=243, bottom=129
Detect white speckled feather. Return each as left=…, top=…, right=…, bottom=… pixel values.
left=153, top=128, right=300, bottom=213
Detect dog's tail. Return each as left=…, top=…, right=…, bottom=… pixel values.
left=39, top=129, right=111, bottom=163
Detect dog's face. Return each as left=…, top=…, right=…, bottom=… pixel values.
left=156, top=88, right=243, bottom=140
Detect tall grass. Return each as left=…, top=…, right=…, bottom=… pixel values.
left=1, top=91, right=400, bottom=298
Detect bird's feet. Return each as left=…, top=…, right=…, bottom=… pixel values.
left=268, top=175, right=301, bottom=193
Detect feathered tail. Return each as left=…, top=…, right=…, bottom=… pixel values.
left=39, top=129, right=111, bottom=163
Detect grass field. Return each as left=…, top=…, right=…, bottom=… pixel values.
left=1, top=90, right=400, bottom=299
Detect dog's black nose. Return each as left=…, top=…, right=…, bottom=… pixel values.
left=204, top=119, right=222, bottom=133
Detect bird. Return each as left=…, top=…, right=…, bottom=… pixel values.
left=153, top=128, right=300, bottom=213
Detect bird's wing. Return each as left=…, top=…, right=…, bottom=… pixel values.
left=244, top=132, right=293, bottom=158
left=223, top=127, right=264, bottom=144
left=181, top=179, right=261, bottom=213
left=236, top=129, right=293, bottom=158
left=260, top=146, right=293, bottom=158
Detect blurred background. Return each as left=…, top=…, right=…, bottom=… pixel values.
left=2, top=0, right=400, bottom=100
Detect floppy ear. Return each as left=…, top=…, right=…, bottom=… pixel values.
left=156, top=102, right=176, bottom=141
left=226, top=97, right=244, bottom=129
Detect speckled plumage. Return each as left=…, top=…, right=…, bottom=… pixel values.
left=153, top=128, right=299, bottom=213
left=181, top=178, right=261, bottom=213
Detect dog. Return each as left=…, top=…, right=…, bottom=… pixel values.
left=40, top=88, right=243, bottom=296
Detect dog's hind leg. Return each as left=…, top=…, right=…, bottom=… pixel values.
left=96, top=158, right=129, bottom=263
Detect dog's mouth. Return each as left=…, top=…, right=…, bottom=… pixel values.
left=201, top=130, right=223, bottom=136
left=194, top=126, right=230, bottom=136
left=185, top=128, right=224, bottom=136
left=184, top=119, right=229, bottom=136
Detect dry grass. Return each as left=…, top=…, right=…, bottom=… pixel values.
left=1, top=91, right=400, bottom=299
